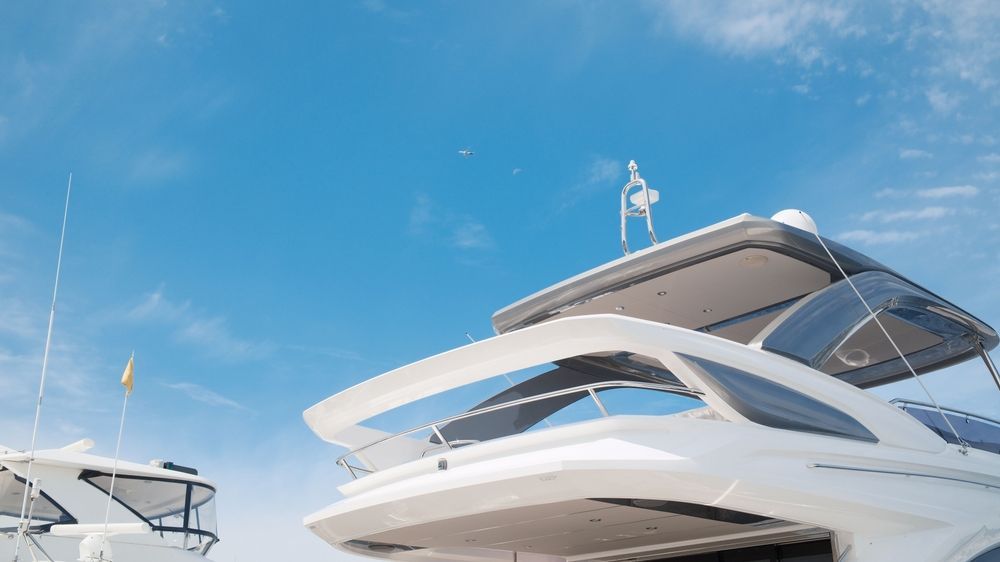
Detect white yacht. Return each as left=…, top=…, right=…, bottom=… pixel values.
left=302, top=163, right=1000, bottom=562
left=0, top=441, right=218, bottom=561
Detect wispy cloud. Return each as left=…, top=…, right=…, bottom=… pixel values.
left=558, top=156, right=622, bottom=211
left=875, top=185, right=980, bottom=200
left=128, top=148, right=190, bottom=184
left=176, top=317, right=273, bottom=361
left=0, top=209, right=35, bottom=260
left=899, top=148, right=933, bottom=160
left=838, top=229, right=923, bottom=245
left=362, top=0, right=411, bottom=19
left=451, top=220, right=494, bottom=249
left=979, top=153, right=1000, bottom=164
left=860, top=206, right=954, bottom=223
left=925, top=86, right=961, bottom=114
left=407, top=193, right=495, bottom=251
left=128, top=286, right=271, bottom=361
left=917, top=185, right=979, bottom=199
left=161, top=381, right=248, bottom=411
left=408, top=193, right=433, bottom=235
left=646, top=0, right=853, bottom=66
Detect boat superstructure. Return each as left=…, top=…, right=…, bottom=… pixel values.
left=302, top=163, right=1000, bottom=562
left=0, top=441, right=218, bottom=561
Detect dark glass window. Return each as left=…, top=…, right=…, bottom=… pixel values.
left=0, top=468, right=74, bottom=531
left=972, top=545, right=1000, bottom=561
left=679, top=354, right=877, bottom=443
left=82, top=472, right=217, bottom=554
left=646, top=539, right=832, bottom=561
left=895, top=401, right=1000, bottom=454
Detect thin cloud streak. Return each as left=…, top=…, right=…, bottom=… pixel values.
left=860, top=206, right=954, bottom=223
left=917, top=185, right=979, bottom=199
left=558, top=156, right=621, bottom=211
left=161, top=381, right=248, bottom=411
left=837, top=229, right=923, bottom=245
left=128, top=286, right=271, bottom=362
left=406, top=193, right=495, bottom=252
left=899, top=148, right=933, bottom=160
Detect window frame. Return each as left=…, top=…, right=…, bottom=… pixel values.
left=0, top=467, right=77, bottom=532
left=679, top=354, right=879, bottom=443
left=79, top=469, right=218, bottom=554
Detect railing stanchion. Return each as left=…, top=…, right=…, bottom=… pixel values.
left=588, top=388, right=610, bottom=417
left=338, top=458, right=359, bottom=480
left=431, top=424, right=453, bottom=449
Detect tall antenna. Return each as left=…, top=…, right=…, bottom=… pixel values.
left=13, top=173, right=73, bottom=561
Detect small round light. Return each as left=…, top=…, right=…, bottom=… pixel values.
left=836, top=348, right=871, bottom=367
left=702, top=308, right=713, bottom=313
left=615, top=306, right=625, bottom=311
left=656, top=291, right=667, bottom=296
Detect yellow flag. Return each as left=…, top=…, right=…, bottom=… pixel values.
left=121, top=355, right=135, bottom=395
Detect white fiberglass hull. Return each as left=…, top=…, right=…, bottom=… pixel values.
left=307, top=415, right=1000, bottom=562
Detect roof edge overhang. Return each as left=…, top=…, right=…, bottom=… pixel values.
left=491, top=214, right=895, bottom=335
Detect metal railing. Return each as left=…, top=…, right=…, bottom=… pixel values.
left=337, top=380, right=700, bottom=479
left=890, top=398, right=1000, bottom=427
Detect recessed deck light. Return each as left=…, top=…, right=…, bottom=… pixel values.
left=657, top=291, right=667, bottom=296
left=615, top=306, right=625, bottom=311
left=702, top=308, right=713, bottom=313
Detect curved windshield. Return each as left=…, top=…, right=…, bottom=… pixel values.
left=81, top=471, right=217, bottom=555
left=760, top=271, right=998, bottom=388
left=0, top=468, right=75, bottom=531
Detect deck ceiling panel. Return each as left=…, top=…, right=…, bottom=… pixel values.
left=359, top=499, right=789, bottom=558
left=547, top=249, right=829, bottom=332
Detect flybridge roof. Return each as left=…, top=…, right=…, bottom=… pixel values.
left=0, top=447, right=215, bottom=487
left=492, top=214, right=998, bottom=388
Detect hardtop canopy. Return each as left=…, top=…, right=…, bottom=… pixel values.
left=491, top=214, right=997, bottom=388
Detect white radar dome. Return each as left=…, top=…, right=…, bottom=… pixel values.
left=771, top=209, right=818, bottom=236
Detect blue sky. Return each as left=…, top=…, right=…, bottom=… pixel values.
left=1, top=1, right=999, bottom=560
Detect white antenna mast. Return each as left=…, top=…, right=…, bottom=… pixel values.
left=13, top=173, right=73, bottom=562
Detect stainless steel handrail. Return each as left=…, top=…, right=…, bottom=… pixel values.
left=337, top=380, right=700, bottom=479
left=890, top=398, right=1000, bottom=427
left=807, top=462, right=1000, bottom=490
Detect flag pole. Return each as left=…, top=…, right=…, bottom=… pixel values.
left=13, top=173, right=72, bottom=562
left=99, top=352, right=134, bottom=561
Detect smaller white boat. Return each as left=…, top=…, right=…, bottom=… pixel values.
left=0, top=440, right=218, bottom=561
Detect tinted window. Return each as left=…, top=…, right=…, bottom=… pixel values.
left=83, top=473, right=217, bottom=554
left=679, top=354, right=877, bottom=443
left=0, top=469, right=74, bottom=530
left=972, top=545, right=1000, bottom=561
left=896, top=402, right=1000, bottom=454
